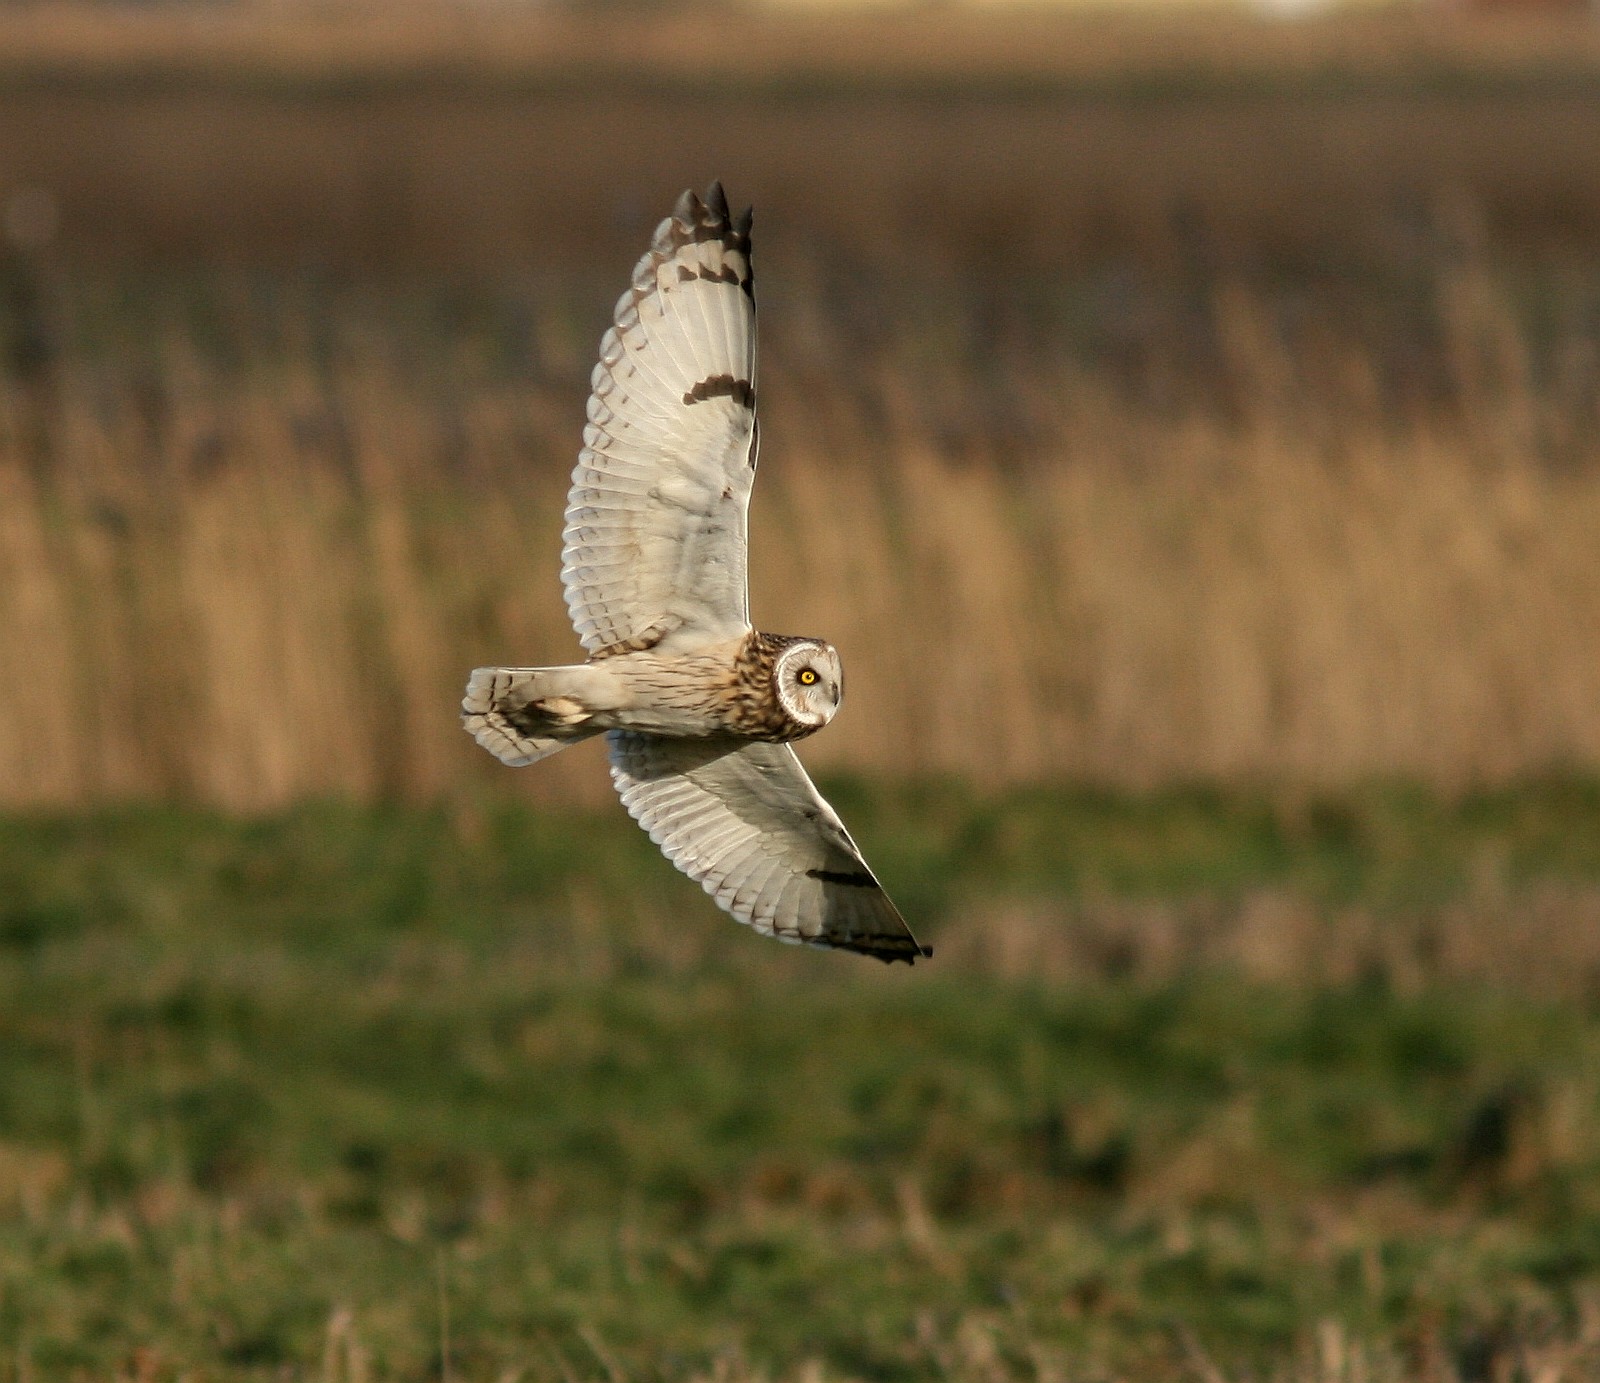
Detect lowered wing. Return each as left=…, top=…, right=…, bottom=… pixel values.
left=608, top=731, right=931, bottom=964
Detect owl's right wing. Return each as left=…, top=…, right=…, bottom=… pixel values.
left=562, top=184, right=759, bottom=658
left=608, top=732, right=931, bottom=964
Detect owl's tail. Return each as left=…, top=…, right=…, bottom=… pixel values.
left=461, top=666, right=607, bottom=767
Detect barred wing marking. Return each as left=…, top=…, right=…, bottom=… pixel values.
left=608, top=732, right=931, bottom=964
left=563, top=183, right=758, bottom=657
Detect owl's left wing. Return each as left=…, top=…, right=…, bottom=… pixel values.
left=608, top=732, right=931, bottom=964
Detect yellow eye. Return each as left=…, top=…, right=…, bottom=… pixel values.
left=797, top=668, right=818, bottom=686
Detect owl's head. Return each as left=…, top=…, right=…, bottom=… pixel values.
left=773, top=640, right=844, bottom=732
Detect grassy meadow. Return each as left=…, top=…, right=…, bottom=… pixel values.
left=8, top=784, right=1600, bottom=1380
left=4, top=7, right=1600, bottom=1378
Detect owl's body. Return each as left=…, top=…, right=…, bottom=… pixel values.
left=463, top=629, right=839, bottom=755
left=462, top=184, right=929, bottom=964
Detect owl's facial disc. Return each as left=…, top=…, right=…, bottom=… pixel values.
left=774, top=641, right=843, bottom=729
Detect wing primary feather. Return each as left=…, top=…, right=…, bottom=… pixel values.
left=703, top=185, right=751, bottom=383
left=677, top=207, right=725, bottom=381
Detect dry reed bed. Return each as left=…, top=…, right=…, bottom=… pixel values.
left=0, top=256, right=1595, bottom=808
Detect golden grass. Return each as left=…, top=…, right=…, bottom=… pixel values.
left=0, top=248, right=1596, bottom=808
left=1, top=13, right=1599, bottom=805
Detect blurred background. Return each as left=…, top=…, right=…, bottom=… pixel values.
left=5, top=2, right=1600, bottom=1379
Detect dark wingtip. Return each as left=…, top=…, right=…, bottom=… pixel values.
left=672, top=187, right=698, bottom=222
left=705, top=180, right=730, bottom=221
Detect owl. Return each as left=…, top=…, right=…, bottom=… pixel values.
left=462, top=184, right=930, bottom=964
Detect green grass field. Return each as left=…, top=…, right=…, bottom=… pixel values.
left=5, top=781, right=1600, bottom=1380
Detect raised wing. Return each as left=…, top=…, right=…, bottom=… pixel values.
left=562, top=183, right=759, bottom=658
left=608, top=732, right=931, bottom=964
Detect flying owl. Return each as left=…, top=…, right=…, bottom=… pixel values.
left=462, top=183, right=930, bottom=964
